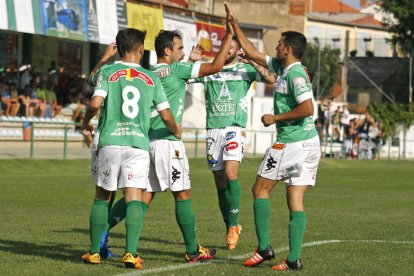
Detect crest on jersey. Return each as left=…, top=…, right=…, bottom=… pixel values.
left=217, top=81, right=233, bottom=101
left=109, top=68, right=154, bottom=86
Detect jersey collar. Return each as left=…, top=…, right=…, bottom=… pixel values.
left=223, top=62, right=238, bottom=70
left=284, top=61, right=301, bottom=72
left=121, top=62, right=141, bottom=67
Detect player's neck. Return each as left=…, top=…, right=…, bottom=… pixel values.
left=157, top=57, right=171, bottom=65
left=123, top=52, right=142, bottom=65
left=283, top=56, right=300, bottom=68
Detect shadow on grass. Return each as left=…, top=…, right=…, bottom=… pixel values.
left=0, top=239, right=83, bottom=263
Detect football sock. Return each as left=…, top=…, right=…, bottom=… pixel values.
left=217, top=187, right=229, bottom=227
left=89, top=200, right=109, bottom=254
left=125, top=200, right=145, bottom=255
left=175, top=199, right=198, bottom=254
left=226, top=179, right=241, bottom=227
left=254, top=198, right=271, bottom=251
left=108, top=197, right=126, bottom=230
left=287, top=211, right=307, bottom=262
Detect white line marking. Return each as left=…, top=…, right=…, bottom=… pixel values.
left=115, top=239, right=414, bottom=276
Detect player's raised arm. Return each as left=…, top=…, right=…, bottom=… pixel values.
left=196, top=22, right=234, bottom=77
left=224, top=2, right=267, bottom=68
left=88, top=42, right=118, bottom=86
left=241, top=57, right=276, bottom=84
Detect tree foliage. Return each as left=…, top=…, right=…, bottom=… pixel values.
left=368, top=102, right=414, bottom=138
left=302, top=39, right=341, bottom=99
left=381, top=0, right=414, bottom=53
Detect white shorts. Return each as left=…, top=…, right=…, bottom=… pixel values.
left=257, top=136, right=321, bottom=186
left=206, top=126, right=246, bottom=171
left=147, top=139, right=191, bottom=192
left=96, top=145, right=150, bottom=191
left=91, top=132, right=100, bottom=183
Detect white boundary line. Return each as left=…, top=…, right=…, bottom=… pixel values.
left=116, top=239, right=414, bottom=276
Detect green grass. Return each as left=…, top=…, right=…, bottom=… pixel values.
left=0, top=158, right=413, bottom=275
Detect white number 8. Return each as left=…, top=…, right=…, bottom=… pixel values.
left=122, top=85, right=140, bottom=119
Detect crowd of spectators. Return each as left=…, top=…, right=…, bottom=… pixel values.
left=0, top=62, right=92, bottom=123
left=316, top=99, right=384, bottom=160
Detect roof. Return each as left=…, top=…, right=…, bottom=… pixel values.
left=307, top=12, right=385, bottom=29
left=306, top=0, right=359, bottom=14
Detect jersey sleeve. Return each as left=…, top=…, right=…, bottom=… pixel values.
left=152, top=76, right=170, bottom=111
left=172, top=62, right=201, bottom=80
left=287, top=69, right=313, bottom=104
left=266, top=55, right=282, bottom=74
left=93, top=68, right=109, bottom=99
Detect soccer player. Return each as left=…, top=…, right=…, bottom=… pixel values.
left=101, top=26, right=235, bottom=262
left=225, top=2, right=321, bottom=271
left=189, top=36, right=275, bottom=250
left=81, top=28, right=180, bottom=269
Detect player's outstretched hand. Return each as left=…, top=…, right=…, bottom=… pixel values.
left=189, top=45, right=204, bottom=62
left=261, top=114, right=276, bottom=127
left=224, top=2, right=236, bottom=23
left=102, top=42, right=118, bottom=61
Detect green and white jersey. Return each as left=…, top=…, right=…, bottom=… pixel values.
left=149, top=62, right=201, bottom=141
left=196, top=62, right=260, bottom=129
left=94, top=62, right=169, bottom=150
left=266, top=55, right=318, bottom=143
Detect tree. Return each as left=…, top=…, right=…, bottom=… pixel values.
left=302, top=39, right=341, bottom=99
left=381, top=0, right=414, bottom=53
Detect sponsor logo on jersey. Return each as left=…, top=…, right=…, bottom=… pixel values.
left=293, top=77, right=310, bottom=94
left=207, top=154, right=217, bottom=165
left=225, top=131, right=236, bottom=141
left=225, top=141, right=238, bottom=151
left=109, top=68, right=154, bottom=86
left=155, top=67, right=170, bottom=78
left=272, top=143, right=285, bottom=150
left=96, top=74, right=103, bottom=88
left=265, top=156, right=277, bottom=171
left=171, top=166, right=181, bottom=184
left=275, top=77, right=287, bottom=94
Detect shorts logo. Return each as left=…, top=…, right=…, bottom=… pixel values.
left=265, top=156, right=277, bottom=171
left=206, top=137, right=215, bottom=151
left=102, top=168, right=111, bottom=184
left=127, top=172, right=133, bottom=180
left=225, top=131, right=236, bottom=141
left=226, top=141, right=239, bottom=151
left=272, top=143, right=285, bottom=150
left=207, top=154, right=217, bottom=165
left=172, top=166, right=181, bottom=184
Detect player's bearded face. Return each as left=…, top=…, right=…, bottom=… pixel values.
left=225, top=41, right=240, bottom=64
left=275, top=37, right=288, bottom=63
left=171, top=37, right=185, bottom=62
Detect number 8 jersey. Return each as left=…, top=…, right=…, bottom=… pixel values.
left=94, top=62, right=169, bottom=151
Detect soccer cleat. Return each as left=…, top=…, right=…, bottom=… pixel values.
left=272, top=259, right=303, bottom=271
left=122, top=252, right=144, bottom=269
left=226, top=224, right=242, bottom=249
left=243, top=245, right=275, bottom=267
left=81, top=252, right=101, bottom=264
left=184, top=244, right=216, bottom=263
left=100, top=229, right=119, bottom=259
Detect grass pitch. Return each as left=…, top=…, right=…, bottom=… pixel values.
left=0, top=158, right=413, bottom=275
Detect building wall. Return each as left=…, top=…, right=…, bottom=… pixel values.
left=305, top=19, right=393, bottom=58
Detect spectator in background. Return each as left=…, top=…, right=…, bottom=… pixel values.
left=17, top=84, right=40, bottom=117
left=45, top=82, right=62, bottom=117
left=18, top=64, right=31, bottom=90
left=57, top=66, right=68, bottom=106
left=323, top=100, right=332, bottom=138
left=48, top=61, right=58, bottom=86
left=317, top=98, right=326, bottom=138
left=332, top=106, right=341, bottom=142
left=1, top=81, right=20, bottom=116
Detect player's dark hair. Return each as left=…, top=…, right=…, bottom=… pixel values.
left=281, top=31, right=307, bottom=59
left=155, top=30, right=183, bottom=58
left=116, top=28, right=147, bottom=56
left=221, top=35, right=240, bottom=49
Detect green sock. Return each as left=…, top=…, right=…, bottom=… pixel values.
left=217, top=187, right=229, bottom=227
left=108, top=197, right=127, bottom=230
left=89, top=200, right=109, bottom=254
left=226, top=179, right=241, bottom=227
left=125, top=200, right=145, bottom=255
left=254, top=198, right=270, bottom=251
left=175, top=199, right=198, bottom=254
left=287, top=211, right=307, bottom=262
